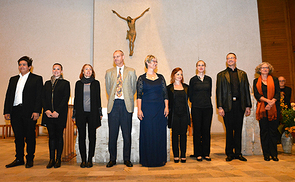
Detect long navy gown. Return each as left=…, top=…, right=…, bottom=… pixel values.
left=137, top=73, right=168, bottom=167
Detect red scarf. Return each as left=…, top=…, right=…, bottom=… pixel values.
left=256, top=75, right=277, bottom=121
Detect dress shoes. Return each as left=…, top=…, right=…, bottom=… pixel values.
left=80, top=161, right=87, bottom=168
left=181, top=158, right=186, bottom=163
left=124, top=160, right=133, bottom=167
left=236, top=155, right=247, bottom=161
left=5, top=159, right=25, bottom=168
left=196, top=156, right=202, bottom=161
left=106, top=160, right=116, bottom=168
left=264, top=156, right=270, bottom=161
left=54, top=159, right=61, bottom=168
left=174, top=158, right=179, bottom=163
left=204, top=156, right=211, bottom=161
left=25, top=161, right=34, bottom=168
left=46, top=159, right=55, bottom=168
left=272, top=156, right=279, bottom=161
left=225, top=156, right=233, bottom=161
left=87, top=160, right=93, bottom=168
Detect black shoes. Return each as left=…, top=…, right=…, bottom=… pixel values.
left=5, top=159, right=25, bottom=168
left=264, top=156, right=270, bottom=161
left=236, top=155, right=247, bottom=161
left=106, top=160, right=116, bottom=168
left=196, top=156, right=202, bottom=161
left=25, top=161, right=34, bottom=168
left=80, top=161, right=87, bottom=168
left=204, top=156, right=211, bottom=161
left=181, top=158, right=186, bottom=163
left=46, top=159, right=55, bottom=168
left=87, top=158, right=93, bottom=168
left=54, top=159, right=61, bottom=168
left=174, top=158, right=179, bottom=163
left=272, top=156, right=279, bottom=161
left=124, top=160, right=133, bottom=167
left=226, top=156, right=233, bottom=161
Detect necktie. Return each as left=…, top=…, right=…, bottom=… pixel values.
left=116, top=68, right=123, bottom=97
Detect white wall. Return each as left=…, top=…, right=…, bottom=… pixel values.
left=94, top=0, right=262, bottom=133
left=0, top=0, right=262, bottom=133
left=0, top=0, right=93, bottom=124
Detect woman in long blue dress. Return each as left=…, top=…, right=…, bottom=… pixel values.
left=137, top=55, right=169, bottom=167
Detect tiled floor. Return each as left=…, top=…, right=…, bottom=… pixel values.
left=1, top=134, right=295, bottom=182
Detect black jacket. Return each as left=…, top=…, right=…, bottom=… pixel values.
left=167, top=83, right=190, bottom=128
left=216, top=68, right=252, bottom=112
left=73, top=80, right=102, bottom=129
left=42, top=79, right=70, bottom=128
left=4, top=73, right=43, bottom=118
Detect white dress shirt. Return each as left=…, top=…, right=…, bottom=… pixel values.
left=13, top=72, right=30, bottom=106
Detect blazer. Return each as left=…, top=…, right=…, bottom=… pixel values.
left=4, top=72, right=43, bottom=119
left=105, top=66, right=137, bottom=113
left=73, top=80, right=102, bottom=129
left=216, top=68, right=252, bottom=112
left=41, top=79, right=70, bottom=128
left=167, top=83, right=190, bottom=128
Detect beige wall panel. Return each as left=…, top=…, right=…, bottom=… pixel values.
left=0, top=0, right=93, bottom=124
left=94, top=0, right=262, bottom=133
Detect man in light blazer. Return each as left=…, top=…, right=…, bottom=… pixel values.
left=4, top=56, right=43, bottom=168
left=105, top=50, right=137, bottom=167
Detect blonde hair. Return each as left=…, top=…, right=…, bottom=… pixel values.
left=255, top=62, right=274, bottom=75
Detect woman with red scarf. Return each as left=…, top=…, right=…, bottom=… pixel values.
left=253, top=62, right=280, bottom=161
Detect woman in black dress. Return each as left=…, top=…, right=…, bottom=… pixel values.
left=189, top=60, right=213, bottom=161
left=167, top=67, right=190, bottom=163
left=137, top=55, right=169, bottom=167
left=253, top=62, right=280, bottom=161
left=42, top=63, right=70, bottom=168
left=73, top=64, right=102, bottom=168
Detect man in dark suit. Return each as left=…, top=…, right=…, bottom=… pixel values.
left=216, top=53, right=252, bottom=162
left=105, top=50, right=137, bottom=167
left=278, top=76, right=292, bottom=108
left=4, top=56, right=43, bottom=168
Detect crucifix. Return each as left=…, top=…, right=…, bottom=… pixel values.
left=112, top=8, right=150, bottom=56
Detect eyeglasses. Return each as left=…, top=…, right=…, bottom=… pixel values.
left=226, top=57, right=236, bottom=60
left=279, top=80, right=286, bottom=82
left=261, top=67, right=269, bottom=70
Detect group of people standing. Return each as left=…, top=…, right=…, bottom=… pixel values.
left=3, top=51, right=285, bottom=169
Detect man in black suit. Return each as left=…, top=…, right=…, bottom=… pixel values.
left=216, top=53, right=252, bottom=162
left=278, top=76, right=292, bottom=108
left=4, top=56, right=43, bottom=168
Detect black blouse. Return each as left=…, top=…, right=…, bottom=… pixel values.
left=189, top=75, right=212, bottom=108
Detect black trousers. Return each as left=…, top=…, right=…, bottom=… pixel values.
left=223, top=100, right=244, bottom=157
left=259, top=113, right=279, bottom=157
left=192, top=107, right=213, bottom=157
left=11, top=105, right=37, bottom=161
left=77, top=112, right=97, bottom=162
left=108, top=99, right=132, bottom=161
left=46, top=121, right=64, bottom=160
left=172, top=132, right=187, bottom=158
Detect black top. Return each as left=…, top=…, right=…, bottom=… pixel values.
left=42, top=79, right=70, bottom=128
left=280, top=86, right=292, bottom=108
left=73, top=80, right=102, bottom=129
left=174, top=90, right=187, bottom=115
left=227, top=67, right=240, bottom=99
left=189, top=75, right=212, bottom=108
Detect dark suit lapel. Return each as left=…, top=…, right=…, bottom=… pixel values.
left=225, top=71, right=230, bottom=83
